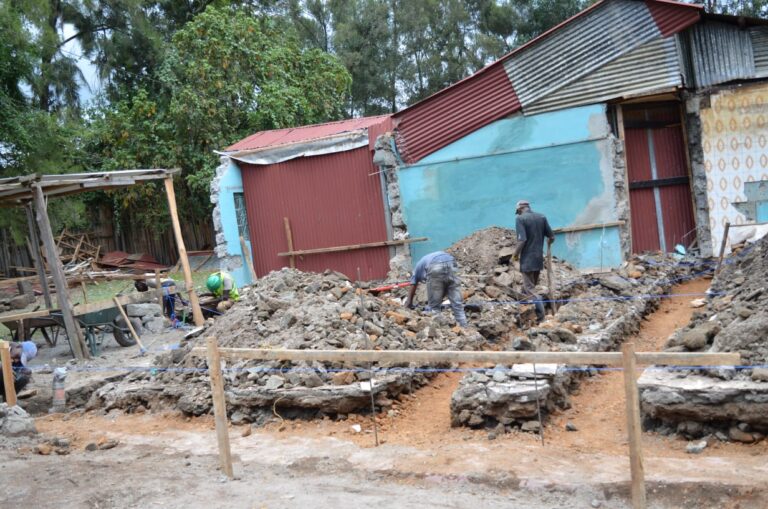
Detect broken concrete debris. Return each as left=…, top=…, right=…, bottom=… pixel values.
left=640, top=235, right=768, bottom=438
left=85, top=226, right=713, bottom=436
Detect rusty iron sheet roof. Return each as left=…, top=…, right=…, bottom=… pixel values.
left=225, top=115, right=392, bottom=152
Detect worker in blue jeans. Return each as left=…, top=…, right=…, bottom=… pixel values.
left=405, top=251, right=468, bottom=327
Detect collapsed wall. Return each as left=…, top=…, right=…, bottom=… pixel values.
left=639, top=234, right=768, bottom=441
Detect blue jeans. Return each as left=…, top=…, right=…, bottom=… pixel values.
left=426, top=261, right=467, bottom=327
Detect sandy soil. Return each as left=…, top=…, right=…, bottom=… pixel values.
left=3, top=279, right=768, bottom=508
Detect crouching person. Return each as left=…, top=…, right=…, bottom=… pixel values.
left=405, top=251, right=468, bottom=327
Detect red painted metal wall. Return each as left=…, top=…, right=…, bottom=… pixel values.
left=393, top=64, right=521, bottom=163
left=240, top=147, right=390, bottom=280
left=624, top=103, right=696, bottom=253
left=645, top=0, right=702, bottom=38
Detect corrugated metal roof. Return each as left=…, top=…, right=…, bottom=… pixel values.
left=226, top=115, right=391, bottom=152
left=645, top=0, right=702, bottom=37
left=751, top=27, right=768, bottom=78
left=505, top=0, right=662, bottom=108
left=393, top=64, right=520, bottom=163
left=525, top=36, right=681, bottom=114
left=688, top=21, right=755, bottom=87
left=392, top=0, right=702, bottom=163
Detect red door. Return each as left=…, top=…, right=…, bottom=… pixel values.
left=240, top=146, right=391, bottom=280
left=624, top=103, right=696, bottom=253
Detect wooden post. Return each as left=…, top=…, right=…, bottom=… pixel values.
left=32, top=184, right=89, bottom=360
left=622, top=343, right=646, bottom=509
left=113, top=297, right=146, bottom=352
left=239, top=236, right=257, bottom=283
left=206, top=336, right=234, bottom=478
left=546, top=243, right=557, bottom=314
left=1, top=342, right=17, bottom=406
left=154, top=270, right=164, bottom=306
left=25, top=204, right=52, bottom=309
left=715, top=221, right=731, bottom=275
left=80, top=282, right=88, bottom=304
left=283, top=217, right=295, bottom=269
left=163, top=178, right=204, bottom=326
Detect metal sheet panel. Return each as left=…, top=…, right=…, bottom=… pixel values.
left=629, top=188, right=661, bottom=252
left=504, top=0, right=661, bottom=108
left=240, top=147, right=390, bottom=280
left=393, top=64, right=521, bottom=163
left=626, top=128, right=653, bottom=182
left=689, top=22, right=755, bottom=87
left=227, top=115, right=391, bottom=152
left=652, top=125, right=688, bottom=179
left=525, top=37, right=681, bottom=114
left=751, top=27, right=768, bottom=78
left=644, top=0, right=702, bottom=37
left=660, top=184, right=696, bottom=248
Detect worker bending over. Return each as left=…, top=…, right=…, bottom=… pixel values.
left=0, top=341, right=37, bottom=401
left=513, top=200, right=555, bottom=323
left=206, top=271, right=239, bottom=312
left=405, top=251, right=468, bottom=327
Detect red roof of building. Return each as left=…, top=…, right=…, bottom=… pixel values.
left=225, top=115, right=392, bottom=152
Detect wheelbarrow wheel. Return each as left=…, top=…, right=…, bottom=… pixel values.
left=112, top=316, right=141, bottom=347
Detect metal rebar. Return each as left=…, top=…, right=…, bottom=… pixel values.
left=532, top=362, right=545, bottom=446
left=357, top=267, right=379, bottom=447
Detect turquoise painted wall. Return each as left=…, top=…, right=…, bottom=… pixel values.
left=218, top=159, right=253, bottom=287
left=399, top=104, right=623, bottom=270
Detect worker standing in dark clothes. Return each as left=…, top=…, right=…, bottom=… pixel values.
left=513, top=200, right=555, bottom=323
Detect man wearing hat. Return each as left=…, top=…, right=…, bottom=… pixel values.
left=206, top=271, right=240, bottom=312
left=0, top=341, right=37, bottom=401
left=513, top=200, right=555, bottom=323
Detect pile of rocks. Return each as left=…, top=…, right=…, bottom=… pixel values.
left=0, top=403, right=37, bottom=437
left=0, top=281, right=36, bottom=313
left=450, top=252, right=703, bottom=430
left=123, top=302, right=166, bottom=334
left=89, top=268, right=488, bottom=421
left=640, top=235, right=768, bottom=441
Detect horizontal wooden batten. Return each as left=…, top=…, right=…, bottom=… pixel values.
left=277, top=237, right=427, bottom=257
left=190, top=347, right=741, bottom=367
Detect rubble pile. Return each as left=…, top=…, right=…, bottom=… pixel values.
left=89, top=268, right=489, bottom=421
left=450, top=252, right=705, bottom=431
left=640, top=236, right=768, bottom=440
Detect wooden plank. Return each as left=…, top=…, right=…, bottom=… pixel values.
left=240, top=236, right=257, bottom=282
left=277, top=237, right=429, bottom=257
left=71, top=235, right=84, bottom=262
left=206, top=336, right=234, bottom=478
left=1, top=341, right=17, bottom=406
left=553, top=221, right=625, bottom=235
left=283, top=217, right=295, bottom=268
left=113, top=297, right=146, bottom=353
left=33, top=184, right=89, bottom=360
left=189, top=348, right=741, bottom=367
left=25, top=205, right=52, bottom=309
left=622, top=343, right=646, bottom=509
left=715, top=220, right=731, bottom=275
left=0, top=310, right=51, bottom=323
left=164, top=178, right=204, bottom=327
left=80, top=282, right=88, bottom=304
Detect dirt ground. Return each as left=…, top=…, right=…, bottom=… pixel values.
left=3, top=279, right=768, bottom=508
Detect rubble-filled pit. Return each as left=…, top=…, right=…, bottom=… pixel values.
left=640, top=234, right=768, bottom=442
left=80, top=227, right=716, bottom=439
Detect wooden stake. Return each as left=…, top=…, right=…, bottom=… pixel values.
left=283, top=217, right=295, bottom=268
left=163, top=177, right=204, bottom=326
left=80, top=282, right=88, bottom=304
left=715, top=221, right=731, bottom=275
left=112, top=297, right=146, bottom=353
left=622, top=343, right=646, bottom=509
left=25, top=204, right=52, bottom=309
left=1, top=341, right=17, bottom=406
left=154, top=270, right=164, bottom=306
left=206, top=336, right=234, bottom=478
left=32, top=184, right=89, bottom=360
left=546, top=243, right=557, bottom=314
left=239, top=236, right=257, bottom=283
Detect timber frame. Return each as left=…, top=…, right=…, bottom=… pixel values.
left=0, top=169, right=204, bottom=360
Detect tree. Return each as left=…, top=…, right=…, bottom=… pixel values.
left=89, top=5, right=352, bottom=230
